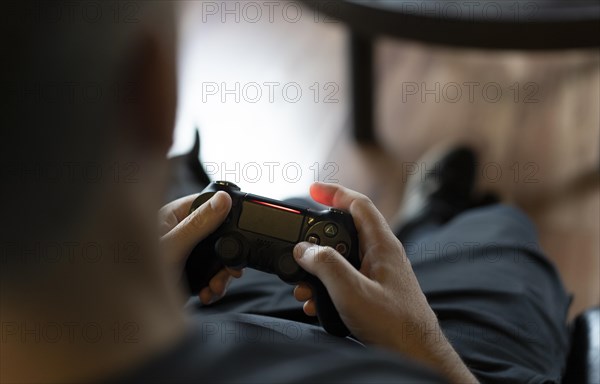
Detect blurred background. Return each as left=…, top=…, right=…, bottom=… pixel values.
left=171, top=1, right=599, bottom=320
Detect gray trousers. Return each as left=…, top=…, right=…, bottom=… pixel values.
left=188, top=204, right=571, bottom=383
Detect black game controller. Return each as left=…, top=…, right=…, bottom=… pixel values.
left=184, top=181, right=360, bottom=337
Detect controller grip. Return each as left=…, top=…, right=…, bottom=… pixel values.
left=307, top=275, right=351, bottom=337
left=184, top=241, right=224, bottom=294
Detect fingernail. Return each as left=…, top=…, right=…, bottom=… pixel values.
left=210, top=192, right=226, bottom=211
left=294, top=242, right=309, bottom=260
left=208, top=293, right=220, bottom=305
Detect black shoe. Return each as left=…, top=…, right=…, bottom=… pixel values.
left=395, top=145, right=480, bottom=242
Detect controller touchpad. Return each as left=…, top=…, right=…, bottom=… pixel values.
left=238, top=200, right=304, bottom=242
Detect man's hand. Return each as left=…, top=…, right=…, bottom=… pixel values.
left=159, top=191, right=242, bottom=305
left=293, top=183, right=477, bottom=384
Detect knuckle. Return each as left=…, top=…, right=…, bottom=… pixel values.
left=209, top=277, right=223, bottom=293
left=351, top=195, right=376, bottom=214
left=158, top=211, right=179, bottom=236
left=183, top=207, right=212, bottom=233
left=315, top=246, right=339, bottom=264
left=357, top=194, right=374, bottom=207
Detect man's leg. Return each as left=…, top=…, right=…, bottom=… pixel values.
left=401, top=204, right=571, bottom=383
left=186, top=268, right=311, bottom=323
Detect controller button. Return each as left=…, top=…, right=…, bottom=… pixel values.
left=215, top=236, right=243, bottom=265
left=278, top=252, right=301, bottom=277
left=215, top=180, right=241, bottom=191
left=324, top=223, right=338, bottom=237
left=329, top=208, right=345, bottom=215
left=335, top=242, right=348, bottom=255
left=307, top=235, right=320, bottom=245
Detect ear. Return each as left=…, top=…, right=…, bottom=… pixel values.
left=126, top=32, right=177, bottom=155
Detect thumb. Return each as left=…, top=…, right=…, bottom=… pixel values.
left=161, top=191, right=232, bottom=265
left=293, top=242, right=364, bottom=303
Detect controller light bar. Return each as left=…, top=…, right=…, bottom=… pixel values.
left=250, top=200, right=301, bottom=214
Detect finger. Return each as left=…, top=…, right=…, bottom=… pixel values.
left=226, top=267, right=243, bottom=279
left=199, top=285, right=227, bottom=305
left=159, top=194, right=200, bottom=224
left=208, top=269, right=232, bottom=296
left=309, top=182, right=395, bottom=248
left=303, top=299, right=317, bottom=316
left=293, top=242, right=372, bottom=308
left=161, top=191, right=232, bottom=264
left=199, top=287, right=213, bottom=305
left=294, top=283, right=313, bottom=301
left=310, top=183, right=408, bottom=282
left=158, top=194, right=199, bottom=236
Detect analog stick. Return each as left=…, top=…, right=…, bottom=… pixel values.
left=215, top=235, right=245, bottom=268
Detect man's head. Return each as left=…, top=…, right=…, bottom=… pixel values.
left=2, top=1, right=177, bottom=230
left=1, top=2, right=185, bottom=382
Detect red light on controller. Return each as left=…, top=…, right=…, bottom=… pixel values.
left=250, top=200, right=301, bottom=214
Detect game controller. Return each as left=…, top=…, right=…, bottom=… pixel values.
left=184, top=181, right=360, bottom=337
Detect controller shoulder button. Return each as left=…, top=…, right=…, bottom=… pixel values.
left=215, top=181, right=241, bottom=191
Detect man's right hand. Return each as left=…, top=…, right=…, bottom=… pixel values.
left=292, top=182, right=477, bottom=384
